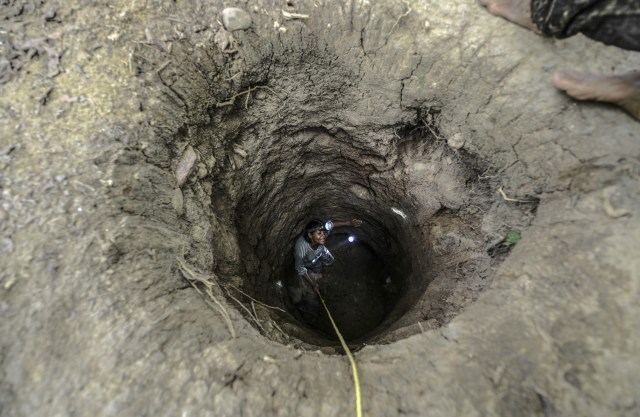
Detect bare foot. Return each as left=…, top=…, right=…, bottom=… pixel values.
left=478, top=0, right=540, bottom=33
left=553, top=68, right=640, bottom=120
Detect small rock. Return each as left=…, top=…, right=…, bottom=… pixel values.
left=222, top=8, right=252, bottom=31
left=320, top=346, right=337, bottom=355
left=447, top=133, right=465, bottom=150
left=44, top=10, right=56, bottom=21
left=350, top=184, right=371, bottom=200
left=206, top=156, right=216, bottom=169
left=214, top=28, right=233, bottom=51
left=233, top=145, right=247, bottom=158
left=176, top=145, right=197, bottom=187
left=196, top=163, right=208, bottom=179
left=602, top=186, right=631, bottom=218
left=192, top=225, right=206, bottom=242
left=3, top=274, right=16, bottom=290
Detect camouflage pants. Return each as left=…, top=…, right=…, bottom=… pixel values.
left=532, top=0, right=640, bottom=51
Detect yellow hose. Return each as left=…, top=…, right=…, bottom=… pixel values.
left=317, top=293, right=363, bottom=417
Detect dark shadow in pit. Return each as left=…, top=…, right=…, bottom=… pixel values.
left=285, top=232, right=400, bottom=341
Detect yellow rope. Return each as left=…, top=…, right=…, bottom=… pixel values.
left=317, top=293, right=363, bottom=417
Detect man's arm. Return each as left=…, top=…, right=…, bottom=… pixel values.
left=331, top=219, right=363, bottom=228
left=321, top=247, right=334, bottom=266
left=294, top=237, right=308, bottom=276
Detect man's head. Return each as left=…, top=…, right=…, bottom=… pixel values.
left=304, top=219, right=327, bottom=246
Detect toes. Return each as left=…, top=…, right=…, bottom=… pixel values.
left=552, top=68, right=600, bottom=101
left=552, top=68, right=579, bottom=90
left=551, top=68, right=567, bottom=88
left=478, top=0, right=501, bottom=15
left=486, top=2, right=503, bottom=15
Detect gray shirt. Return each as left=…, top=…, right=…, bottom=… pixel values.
left=293, top=235, right=334, bottom=275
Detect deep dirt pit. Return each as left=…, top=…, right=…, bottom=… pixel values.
left=170, top=96, right=536, bottom=347
left=134, top=11, right=539, bottom=348
left=136, top=15, right=537, bottom=347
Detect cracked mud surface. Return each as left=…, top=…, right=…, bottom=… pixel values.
left=1, top=1, right=639, bottom=416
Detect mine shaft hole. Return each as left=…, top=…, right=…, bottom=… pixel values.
left=286, top=231, right=401, bottom=342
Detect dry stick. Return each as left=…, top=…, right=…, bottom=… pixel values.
left=216, top=86, right=255, bottom=108
left=223, top=287, right=268, bottom=335
left=423, top=120, right=441, bottom=140
left=497, top=186, right=537, bottom=203
left=155, top=60, right=172, bottom=74
left=225, top=72, right=242, bottom=81
left=204, top=299, right=236, bottom=338
left=206, top=286, right=234, bottom=329
left=186, top=279, right=236, bottom=338
left=244, top=87, right=252, bottom=109
left=178, top=259, right=212, bottom=287
left=226, top=283, right=287, bottom=313
left=270, top=320, right=289, bottom=340
left=216, top=85, right=284, bottom=108
left=244, top=85, right=282, bottom=109
left=188, top=280, right=203, bottom=295
left=251, top=301, right=260, bottom=324
left=478, top=171, right=500, bottom=180
left=282, top=10, right=310, bottom=20
left=73, top=180, right=95, bottom=193
left=388, top=0, right=412, bottom=37
left=133, top=41, right=171, bottom=56
left=178, top=258, right=235, bottom=338
left=167, top=16, right=190, bottom=25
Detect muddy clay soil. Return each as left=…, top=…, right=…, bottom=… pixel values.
left=1, top=0, right=639, bottom=416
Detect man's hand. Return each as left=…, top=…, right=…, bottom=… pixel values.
left=304, top=272, right=320, bottom=294
left=351, top=218, right=363, bottom=227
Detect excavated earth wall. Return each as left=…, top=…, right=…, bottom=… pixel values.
left=1, top=0, right=639, bottom=416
